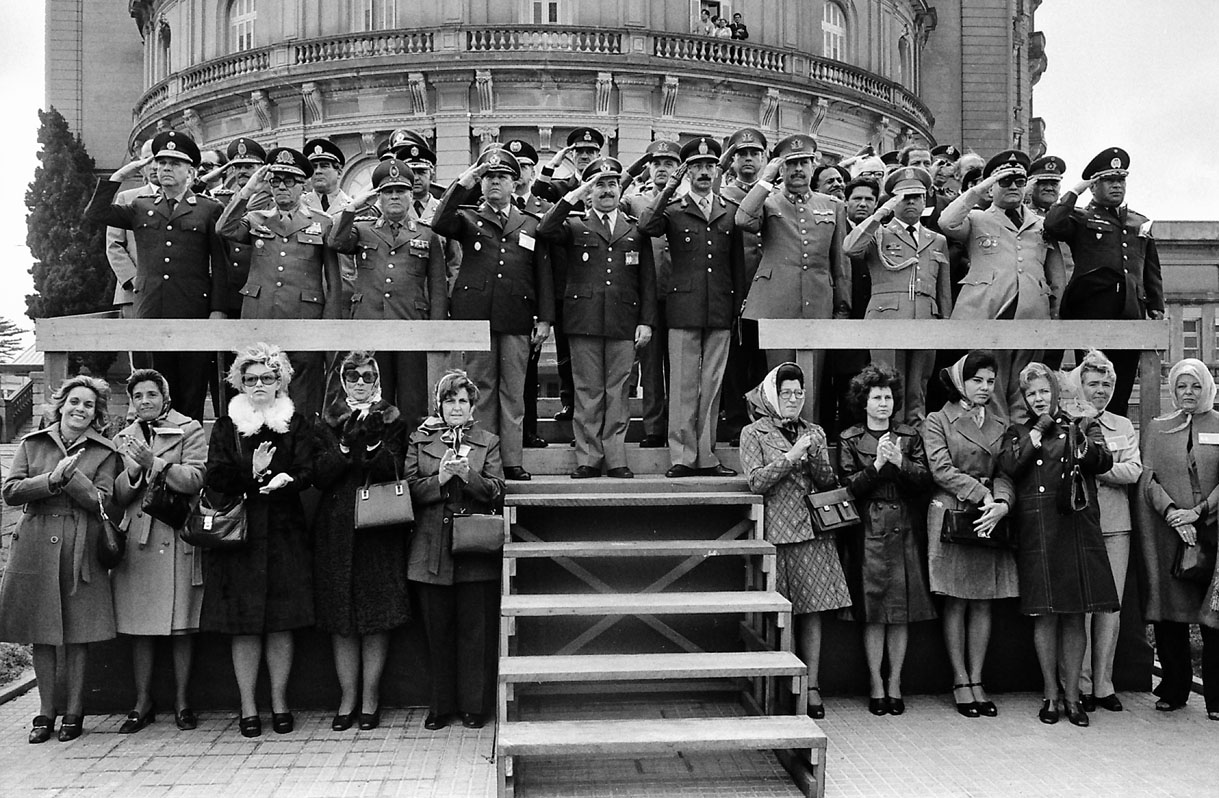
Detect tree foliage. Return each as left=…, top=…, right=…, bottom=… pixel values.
left=0, top=317, right=27, bottom=363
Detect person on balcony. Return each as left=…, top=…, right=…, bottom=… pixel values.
left=730, top=12, right=750, bottom=40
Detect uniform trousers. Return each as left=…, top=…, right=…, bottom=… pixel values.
left=871, top=349, right=935, bottom=429
left=639, top=300, right=668, bottom=438
left=463, top=334, right=529, bottom=468
left=287, top=351, right=326, bottom=419
left=766, top=348, right=825, bottom=425
left=569, top=335, right=634, bottom=471
left=720, top=318, right=767, bottom=442
left=668, top=328, right=729, bottom=469
left=152, top=351, right=211, bottom=421
left=524, top=345, right=542, bottom=438
left=413, top=581, right=499, bottom=717
left=376, top=351, right=429, bottom=429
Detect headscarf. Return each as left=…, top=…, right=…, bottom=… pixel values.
left=745, top=362, right=804, bottom=431
left=1156, top=358, right=1218, bottom=433
left=126, top=369, right=173, bottom=440
left=943, top=350, right=998, bottom=410
left=1060, top=348, right=1114, bottom=419
left=1018, top=361, right=1061, bottom=421
left=416, top=369, right=477, bottom=449
left=342, top=358, right=383, bottom=418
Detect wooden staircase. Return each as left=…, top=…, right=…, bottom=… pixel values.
left=495, top=477, right=827, bottom=798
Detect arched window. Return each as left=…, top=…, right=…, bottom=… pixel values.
left=157, top=22, right=171, bottom=80
left=822, top=2, right=847, bottom=61
left=229, top=0, right=257, bottom=53
left=898, top=35, right=912, bottom=87
left=356, top=0, right=396, bottom=31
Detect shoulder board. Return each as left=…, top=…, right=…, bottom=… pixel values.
left=416, top=219, right=434, bottom=229
left=718, top=194, right=741, bottom=208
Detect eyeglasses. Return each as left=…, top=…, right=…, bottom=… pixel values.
left=997, top=176, right=1028, bottom=188
left=267, top=176, right=300, bottom=187
left=241, top=372, right=279, bottom=387
left=342, top=371, right=378, bottom=384
left=779, top=389, right=805, bottom=401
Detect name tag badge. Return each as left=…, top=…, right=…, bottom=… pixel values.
left=518, top=232, right=536, bottom=251
left=305, top=222, right=324, bottom=235
left=1198, top=433, right=1219, bottom=445
left=1103, top=434, right=1131, bottom=451
left=625, top=251, right=640, bottom=266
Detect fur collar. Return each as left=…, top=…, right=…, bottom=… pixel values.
left=229, top=394, right=294, bottom=436
left=321, top=397, right=400, bottom=429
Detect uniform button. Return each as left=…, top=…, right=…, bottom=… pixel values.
left=164, top=257, right=170, bottom=263
left=497, top=273, right=502, bottom=278
left=1036, top=460, right=1043, bottom=466
left=390, top=250, right=396, bottom=255
left=707, top=267, right=712, bottom=273
left=607, top=258, right=613, bottom=263
left=608, top=247, right=613, bottom=252
left=707, top=253, right=713, bottom=259
left=1038, top=486, right=1046, bottom=493
left=234, top=246, right=241, bottom=252
left=282, top=237, right=289, bottom=243
left=163, top=274, right=169, bottom=279
left=166, top=225, right=173, bottom=230
left=800, top=230, right=807, bottom=234
left=443, top=517, right=451, bottom=524
left=1122, top=242, right=1128, bottom=248
left=384, top=292, right=391, bottom=297
left=606, top=280, right=612, bottom=285
left=280, top=251, right=287, bottom=256
left=50, top=536, right=59, bottom=544
left=385, top=278, right=392, bottom=283
left=1017, top=257, right=1023, bottom=262
left=1018, top=268, right=1024, bottom=273
left=501, top=248, right=506, bottom=253
left=802, top=266, right=808, bottom=270
left=499, top=260, right=505, bottom=266
left=276, top=281, right=283, bottom=287
left=166, top=241, right=172, bottom=246
left=606, top=269, right=612, bottom=273
left=277, top=266, right=284, bottom=271
left=388, top=264, right=395, bottom=269
left=802, top=240, right=808, bottom=245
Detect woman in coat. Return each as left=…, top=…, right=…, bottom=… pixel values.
left=740, top=362, right=851, bottom=719
left=0, top=376, right=121, bottom=743
left=406, top=369, right=505, bottom=731
left=313, top=351, right=411, bottom=731
left=923, top=351, right=1015, bottom=718
left=110, top=369, right=206, bottom=733
left=999, top=362, right=1116, bottom=727
left=1135, top=358, right=1219, bottom=720
left=200, top=342, right=315, bottom=738
left=838, top=364, right=936, bottom=715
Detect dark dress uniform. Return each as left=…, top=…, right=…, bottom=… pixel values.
left=538, top=199, right=658, bottom=474
left=719, top=178, right=769, bottom=441
left=638, top=188, right=744, bottom=471
left=514, top=190, right=555, bottom=443
left=431, top=182, right=555, bottom=472
left=84, top=179, right=227, bottom=420
left=624, top=184, right=673, bottom=444
left=328, top=210, right=448, bottom=426
left=217, top=198, right=341, bottom=416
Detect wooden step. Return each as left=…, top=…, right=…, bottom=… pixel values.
left=500, top=650, right=806, bottom=684
left=506, top=491, right=761, bottom=507
left=508, top=474, right=749, bottom=495
left=505, top=539, right=774, bottom=559
left=502, top=591, right=789, bottom=617
left=521, top=445, right=742, bottom=476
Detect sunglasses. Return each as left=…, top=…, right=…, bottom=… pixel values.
left=267, top=176, right=300, bottom=187
left=343, top=370, right=378, bottom=384
left=241, top=372, right=279, bottom=387
left=997, top=176, right=1028, bottom=188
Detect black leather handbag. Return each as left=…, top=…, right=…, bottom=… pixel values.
left=96, top=492, right=127, bottom=569
left=805, top=486, right=861, bottom=533
left=940, top=504, right=1015, bottom=549
left=141, top=469, right=193, bottom=529
left=1172, top=536, right=1216, bottom=583
left=451, top=514, right=505, bottom=554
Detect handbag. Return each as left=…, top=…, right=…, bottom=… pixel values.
left=805, top=486, right=860, bottom=534
left=180, top=425, right=247, bottom=549
left=451, top=513, right=505, bottom=554
left=1172, top=530, right=1217, bottom=583
left=1056, top=420, right=1091, bottom=515
left=96, top=492, right=127, bottom=569
left=354, top=459, right=414, bottom=530
left=141, top=468, right=193, bottom=529
left=940, top=504, right=1015, bottom=549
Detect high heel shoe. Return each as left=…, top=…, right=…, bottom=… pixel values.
left=331, top=711, right=357, bottom=731
left=358, top=708, right=381, bottom=731
left=1064, top=700, right=1089, bottom=727
left=271, top=712, right=294, bottom=734
left=239, top=715, right=262, bottom=738
left=868, top=697, right=889, bottom=716
left=119, top=703, right=156, bottom=734
left=28, top=715, right=55, bottom=745
left=1038, top=698, right=1060, bottom=725
left=888, top=697, right=905, bottom=716
left=969, top=682, right=997, bottom=717
left=175, top=708, right=198, bottom=731
left=952, top=684, right=979, bottom=718
left=57, top=715, right=83, bottom=742
left=806, top=687, right=825, bottom=720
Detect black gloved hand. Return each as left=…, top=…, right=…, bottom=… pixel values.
left=339, top=412, right=363, bottom=449
left=361, top=411, right=385, bottom=444
left=1033, top=413, right=1057, bottom=435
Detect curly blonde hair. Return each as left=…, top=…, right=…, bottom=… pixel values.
left=48, top=375, right=111, bottom=432
left=227, top=342, right=294, bottom=392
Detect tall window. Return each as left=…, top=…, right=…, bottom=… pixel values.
left=822, top=2, right=847, bottom=61
left=358, top=0, right=396, bottom=31
left=158, top=23, right=171, bottom=80
left=1183, top=308, right=1202, bottom=360
left=529, top=1, right=561, bottom=24
left=229, top=0, right=257, bottom=53
left=898, top=35, right=912, bottom=86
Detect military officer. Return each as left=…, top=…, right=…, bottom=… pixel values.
left=382, top=128, right=446, bottom=198
left=638, top=137, right=744, bottom=477
left=207, top=137, right=270, bottom=319
left=623, top=139, right=682, bottom=450
left=736, top=134, right=850, bottom=424
left=301, top=138, right=350, bottom=213
left=1026, top=155, right=1066, bottom=216
left=217, top=147, right=342, bottom=415
left=84, top=130, right=226, bottom=420
left=328, top=158, right=447, bottom=425
left=1044, top=147, right=1164, bottom=416
left=432, top=148, right=555, bottom=481
left=844, top=167, right=952, bottom=427
left=939, top=149, right=1066, bottom=422
left=533, top=127, right=604, bottom=204
left=397, top=141, right=464, bottom=296
left=538, top=158, right=658, bottom=479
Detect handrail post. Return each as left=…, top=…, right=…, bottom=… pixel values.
left=1139, top=350, right=1163, bottom=433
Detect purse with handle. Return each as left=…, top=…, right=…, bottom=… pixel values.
left=354, top=456, right=414, bottom=530
left=181, top=424, right=247, bottom=549
left=805, top=486, right=861, bottom=534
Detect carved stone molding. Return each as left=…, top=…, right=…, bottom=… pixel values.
left=760, top=88, right=780, bottom=130
left=408, top=72, right=429, bottom=115
left=472, top=125, right=500, bottom=146
left=251, top=90, right=274, bottom=130
left=475, top=69, right=493, bottom=114
left=361, top=132, right=379, bottom=154
left=661, top=76, right=679, bottom=118
left=301, top=82, right=324, bottom=124
left=537, top=126, right=554, bottom=151
left=595, top=72, right=614, bottom=116
left=808, top=98, right=829, bottom=136
left=155, top=118, right=171, bottom=133
left=180, top=108, right=202, bottom=142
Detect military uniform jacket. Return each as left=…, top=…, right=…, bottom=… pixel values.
left=217, top=197, right=341, bottom=320
left=735, top=187, right=851, bottom=320
left=84, top=179, right=227, bottom=319
left=721, top=180, right=766, bottom=284
left=431, top=183, right=555, bottom=335
left=537, top=200, right=659, bottom=339
left=844, top=217, right=952, bottom=319
left=531, top=172, right=579, bottom=204
left=210, top=187, right=274, bottom=315
left=624, top=187, right=674, bottom=295
left=637, top=192, right=745, bottom=329
left=1043, top=198, right=1164, bottom=319
left=939, top=201, right=1065, bottom=320
left=328, top=211, right=448, bottom=321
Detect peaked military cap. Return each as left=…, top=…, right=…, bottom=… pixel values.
left=581, top=157, right=624, bottom=181
left=773, top=134, right=818, bottom=162
left=1028, top=155, right=1066, bottom=182
left=680, top=137, right=722, bottom=164
left=504, top=139, right=539, bottom=165
left=960, top=167, right=983, bottom=191
left=567, top=127, right=605, bottom=150
left=226, top=137, right=266, bottom=166
left=1082, top=147, right=1129, bottom=180
left=726, top=127, right=768, bottom=154
left=982, top=149, right=1031, bottom=179
left=151, top=131, right=201, bottom=167
left=646, top=139, right=682, bottom=162
left=884, top=166, right=933, bottom=197
left=477, top=148, right=521, bottom=179
left=930, top=144, right=961, bottom=162
left=880, top=150, right=900, bottom=166
left=398, top=141, right=437, bottom=168
left=265, top=147, right=312, bottom=178
left=372, top=158, right=414, bottom=191
left=303, top=138, right=345, bottom=168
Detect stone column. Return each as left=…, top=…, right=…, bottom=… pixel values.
left=431, top=72, right=473, bottom=183
left=614, top=75, right=656, bottom=163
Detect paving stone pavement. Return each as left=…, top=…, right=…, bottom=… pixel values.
left=1, top=687, right=1215, bottom=797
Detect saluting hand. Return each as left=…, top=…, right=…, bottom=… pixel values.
left=565, top=176, right=599, bottom=206
left=1068, top=178, right=1096, bottom=197
left=666, top=163, right=690, bottom=192
left=110, top=154, right=155, bottom=182
left=546, top=145, right=577, bottom=170
left=240, top=165, right=272, bottom=198
left=759, top=156, right=783, bottom=184
left=458, top=161, right=491, bottom=188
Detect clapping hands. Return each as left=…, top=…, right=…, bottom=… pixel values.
left=875, top=433, right=903, bottom=468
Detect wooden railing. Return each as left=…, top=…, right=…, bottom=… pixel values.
left=0, top=378, right=34, bottom=444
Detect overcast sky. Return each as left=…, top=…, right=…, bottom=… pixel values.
left=0, top=0, right=1215, bottom=346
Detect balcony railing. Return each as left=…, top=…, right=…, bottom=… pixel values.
left=654, top=33, right=787, bottom=74
left=180, top=47, right=271, bottom=93
left=467, top=26, right=622, bottom=54
left=295, top=29, right=435, bottom=65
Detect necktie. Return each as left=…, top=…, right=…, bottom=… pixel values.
left=389, top=221, right=401, bottom=237
left=514, top=195, right=526, bottom=210
left=906, top=224, right=918, bottom=238
left=321, top=194, right=330, bottom=212
left=165, top=198, right=177, bottom=215
left=601, top=213, right=612, bottom=230
left=699, top=197, right=712, bottom=219
left=414, top=200, right=425, bottom=218
left=1006, top=208, right=1023, bottom=228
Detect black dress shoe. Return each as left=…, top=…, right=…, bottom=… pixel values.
left=553, top=405, right=573, bottom=421
left=665, top=464, right=697, bottom=478
left=57, top=715, right=83, bottom=742
left=700, top=464, right=737, bottom=477
left=523, top=433, right=549, bottom=448
left=424, top=712, right=449, bottom=731
left=28, top=715, right=54, bottom=745
left=175, top=708, right=198, bottom=730
left=504, top=466, right=532, bottom=481
left=1155, top=698, right=1186, bottom=712
left=1038, top=699, right=1060, bottom=725
left=119, top=705, right=156, bottom=734
left=461, top=712, right=485, bottom=729
left=331, top=711, right=356, bottom=731
left=868, top=697, right=888, bottom=716
left=570, top=465, right=600, bottom=479
left=638, top=434, right=667, bottom=448
left=271, top=712, right=294, bottom=734
left=969, top=683, right=997, bottom=717
left=1080, top=693, right=1096, bottom=712
left=1094, top=694, right=1123, bottom=712
left=1064, top=700, right=1090, bottom=727
left=952, top=684, right=979, bottom=718
left=606, top=467, right=634, bottom=479
left=358, top=708, right=381, bottom=730
left=888, top=697, right=905, bottom=716
left=239, top=715, right=262, bottom=738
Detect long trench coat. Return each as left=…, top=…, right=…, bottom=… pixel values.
left=110, top=410, right=207, bottom=636
left=0, top=427, right=121, bottom=645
